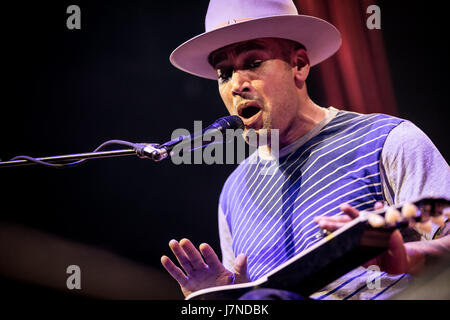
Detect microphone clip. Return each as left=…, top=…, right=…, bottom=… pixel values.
left=136, top=143, right=169, bottom=162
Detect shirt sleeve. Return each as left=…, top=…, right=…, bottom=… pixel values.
left=380, top=120, right=450, bottom=238
left=218, top=204, right=235, bottom=271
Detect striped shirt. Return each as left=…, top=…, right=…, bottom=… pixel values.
left=218, top=107, right=450, bottom=299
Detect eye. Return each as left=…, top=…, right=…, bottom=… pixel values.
left=217, top=68, right=233, bottom=83
left=248, top=60, right=263, bottom=69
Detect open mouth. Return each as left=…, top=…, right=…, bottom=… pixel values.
left=237, top=102, right=263, bottom=127
left=240, top=106, right=261, bottom=119
left=238, top=104, right=261, bottom=119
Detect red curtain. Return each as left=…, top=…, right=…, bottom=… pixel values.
left=295, top=0, right=397, bottom=115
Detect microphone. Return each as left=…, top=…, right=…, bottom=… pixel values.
left=141, top=115, right=244, bottom=161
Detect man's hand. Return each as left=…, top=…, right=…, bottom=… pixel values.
left=161, top=238, right=249, bottom=297
left=313, top=202, right=414, bottom=275
left=313, top=203, right=361, bottom=231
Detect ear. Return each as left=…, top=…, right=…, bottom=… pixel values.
left=292, top=48, right=310, bottom=86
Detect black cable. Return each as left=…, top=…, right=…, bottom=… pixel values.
left=10, top=139, right=143, bottom=168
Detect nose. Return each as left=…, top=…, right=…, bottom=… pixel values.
left=231, top=70, right=252, bottom=97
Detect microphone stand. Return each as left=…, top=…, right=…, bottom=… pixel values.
left=0, top=115, right=244, bottom=169
left=0, top=149, right=135, bottom=168
left=0, top=142, right=165, bottom=168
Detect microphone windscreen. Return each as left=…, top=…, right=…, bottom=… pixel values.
left=215, top=115, right=244, bottom=131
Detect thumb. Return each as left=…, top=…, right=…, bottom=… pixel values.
left=364, top=230, right=408, bottom=274
left=233, top=253, right=250, bottom=284
left=384, top=229, right=408, bottom=274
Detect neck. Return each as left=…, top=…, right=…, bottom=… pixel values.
left=261, top=97, right=326, bottom=157
left=280, top=97, right=326, bottom=147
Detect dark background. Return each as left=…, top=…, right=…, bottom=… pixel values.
left=0, top=0, right=448, bottom=299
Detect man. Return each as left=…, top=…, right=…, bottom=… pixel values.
left=161, top=0, right=450, bottom=299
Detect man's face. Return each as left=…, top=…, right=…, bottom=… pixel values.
left=210, top=38, right=300, bottom=145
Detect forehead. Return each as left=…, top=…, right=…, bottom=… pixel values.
left=209, top=38, right=281, bottom=67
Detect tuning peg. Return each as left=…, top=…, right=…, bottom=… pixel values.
left=444, top=208, right=450, bottom=218
left=415, top=220, right=432, bottom=234
left=401, top=202, right=418, bottom=218
left=385, top=207, right=401, bottom=225
left=368, top=213, right=385, bottom=228
left=431, top=216, right=446, bottom=227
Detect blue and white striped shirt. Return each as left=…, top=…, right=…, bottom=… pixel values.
left=219, top=107, right=450, bottom=299
left=220, top=108, right=403, bottom=281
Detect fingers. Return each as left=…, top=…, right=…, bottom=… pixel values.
left=199, top=243, right=223, bottom=272
left=340, top=203, right=360, bottom=218
left=168, top=239, right=222, bottom=277
left=169, top=239, right=195, bottom=274
left=313, top=203, right=360, bottom=232
left=374, top=201, right=385, bottom=210
left=315, top=218, right=352, bottom=231
left=234, top=253, right=249, bottom=283
left=314, top=215, right=352, bottom=231
left=161, top=255, right=188, bottom=286
left=315, top=203, right=386, bottom=231
left=179, top=238, right=207, bottom=270
left=314, top=215, right=353, bottom=223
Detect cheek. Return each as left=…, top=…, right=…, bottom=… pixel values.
left=260, top=80, right=286, bottom=111
left=260, top=79, right=295, bottom=126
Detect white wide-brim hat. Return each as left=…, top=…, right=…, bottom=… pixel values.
left=170, top=0, right=342, bottom=80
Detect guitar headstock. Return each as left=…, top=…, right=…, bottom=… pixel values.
left=361, top=197, right=450, bottom=235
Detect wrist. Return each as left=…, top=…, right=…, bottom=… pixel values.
left=405, top=245, right=426, bottom=274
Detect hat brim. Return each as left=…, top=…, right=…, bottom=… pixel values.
left=169, top=14, right=342, bottom=80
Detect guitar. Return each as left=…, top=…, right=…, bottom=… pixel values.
left=186, top=197, right=450, bottom=300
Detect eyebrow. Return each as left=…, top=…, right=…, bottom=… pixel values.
left=209, top=40, right=267, bottom=68
left=234, top=41, right=266, bottom=56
